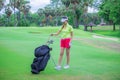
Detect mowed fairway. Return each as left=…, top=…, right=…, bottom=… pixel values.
left=0, top=27, right=120, bottom=80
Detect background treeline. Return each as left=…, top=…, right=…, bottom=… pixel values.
left=0, top=0, right=120, bottom=31
left=0, top=11, right=101, bottom=27
left=0, top=0, right=101, bottom=28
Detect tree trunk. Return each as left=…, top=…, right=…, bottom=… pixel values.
left=84, top=25, right=88, bottom=31
left=119, top=25, right=120, bottom=30
left=17, top=11, right=21, bottom=26
left=7, top=18, right=9, bottom=26
left=113, top=23, right=116, bottom=31
left=24, top=14, right=27, bottom=26
left=75, top=17, right=79, bottom=28
left=90, top=26, right=92, bottom=32
left=73, top=16, right=79, bottom=28
left=14, top=0, right=16, bottom=27
left=55, top=16, right=58, bottom=26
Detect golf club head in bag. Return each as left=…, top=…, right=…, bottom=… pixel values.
left=47, top=39, right=54, bottom=45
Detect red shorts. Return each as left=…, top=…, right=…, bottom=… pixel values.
left=60, top=38, right=71, bottom=48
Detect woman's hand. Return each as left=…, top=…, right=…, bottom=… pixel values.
left=50, top=33, right=54, bottom=36
left=50, top=30, right=61, bottom=36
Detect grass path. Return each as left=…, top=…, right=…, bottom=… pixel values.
left=0, top=27, right=120, bottom=80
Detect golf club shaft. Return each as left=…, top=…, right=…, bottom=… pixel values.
left=50, top=55, right=57, bottom=66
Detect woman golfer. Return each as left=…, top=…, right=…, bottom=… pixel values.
left=51, top=16, right=73, bottom=70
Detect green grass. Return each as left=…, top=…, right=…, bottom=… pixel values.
left=92, top=26, right=120, bottom=38
left=0, top=27, right=120, bottom=80
left=79, top=25, right=120, bottom=38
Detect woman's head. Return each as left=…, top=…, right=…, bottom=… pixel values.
left=61, top=16, right=68, bottom=24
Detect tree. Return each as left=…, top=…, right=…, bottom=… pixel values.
left=50, top=0, right=64, bottom=26
left=44, top=6, right=52, bottom=26
left=60, top=0, right=94, bottom=29
left=99, top=0, right=120, bottom=31
left=39, top=4, right=64, bottom=26
left=0, top=0, right=5, bottom=11
left=10, top=0, right=30, bottom=26
left=21, top=4, right=31, bottom=26
left=5, top=4, right=12, bottom=26
left=37, top=8, right=45, bottom=26
left=50, top=0, right=61, bottom=8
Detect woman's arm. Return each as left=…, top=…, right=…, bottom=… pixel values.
left=51, top=29, right=62, bottom=36
left=51, top=25, right=64, bottom=36
left=70, top=31, right=73, bottom=41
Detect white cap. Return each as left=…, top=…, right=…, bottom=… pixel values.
left=61, top=16, right=68, bottom=22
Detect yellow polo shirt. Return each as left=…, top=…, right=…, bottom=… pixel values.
left=60, top=23, right=73, bottom=38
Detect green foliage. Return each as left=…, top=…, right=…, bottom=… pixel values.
left=5, top=5, right=12, bottom=17
left=60, top=0, right=95, bottom=28
left=0, top=15, right=5, bottom=26
left=99, top=0, right=120, bottom=24
left=1, top=0, right=100, bottom=27
left=0, top=0, right=5, bottom=11
left=8, top=0, right=31, bottom=26
left=18, top=19, right=30, bottom=26
left=0, top=0, right=103, bottom=28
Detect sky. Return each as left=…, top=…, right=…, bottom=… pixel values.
left=0, top=0, right=97, bottom=14
left=29, top=0, right=97, bottom=13
left=0, top=0, right=50, bottom=14
left=29, top=0, right=50, bottom=13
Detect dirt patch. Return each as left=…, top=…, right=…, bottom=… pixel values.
left=93, top=35, right=119, bottom=41
left=73, top=37, right=120, bottom=52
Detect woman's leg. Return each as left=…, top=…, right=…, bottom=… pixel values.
left=66, top=48, right=70, bottom=65
left=58, top=47, right=65, bottom=66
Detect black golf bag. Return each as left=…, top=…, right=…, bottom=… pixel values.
left=31, top=45, right=52, bottom=74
